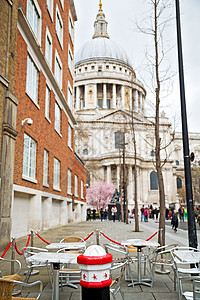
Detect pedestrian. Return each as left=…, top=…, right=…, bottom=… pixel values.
left=111, top=205, right=117, bottom=222
left=87, top=207, right=91, bottom=221
left=92, top=208, right=96, bottom=221
left=104, top=209, right=108, bottom=220
left=100, top=208, right=104, bottom=221
left=172, top=210, right=178, bottom=233
left=140, top=205, right=145, bottom=222
left=144, top=207, right=148, bottom=222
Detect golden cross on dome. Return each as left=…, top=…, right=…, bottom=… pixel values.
left=99, top=0, right=102, bottom=11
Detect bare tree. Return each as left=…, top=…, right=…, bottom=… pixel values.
left=138, top=0, right=174, bottom=246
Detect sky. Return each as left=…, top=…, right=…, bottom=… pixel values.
left=73, top=0, right=200, bottom=133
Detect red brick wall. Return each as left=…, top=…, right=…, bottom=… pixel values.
left=14, top=0, right=86, bottom=202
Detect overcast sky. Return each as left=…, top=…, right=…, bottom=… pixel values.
left=74, top=0, right=200, bottom=133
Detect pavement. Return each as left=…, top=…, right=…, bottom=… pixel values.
left=1, top=217, right=198, bottom=299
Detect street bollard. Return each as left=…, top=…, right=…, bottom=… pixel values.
left=77, top=245, right=112, bottom=300
left=11, top=238, right=15, bottom=274
left=96, top=229, right=100, bottom=245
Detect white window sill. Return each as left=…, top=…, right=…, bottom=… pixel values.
left=67, top=192, right=72, bottom=196
left=75, top=194, right=78, bottom=198
left=22, top=175, right=37, bottom=184
left=53, top=186, right=61, bottom=192
left=43, top=183, right=49, bottom=188
left=55, top=128, right=62, bottom=138
left=26, top=92, right=40, bottom=110
left=45, top=116, right=51, bottom=123
left=81, top=197, right=84, bottom=200
left=68, top=145, right=73, bottom=151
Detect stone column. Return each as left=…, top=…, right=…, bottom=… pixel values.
left=138, top=92, right=141, bottom=111
left=84, top=85, right=88, bottom=107
left=142, top=94, right=145, bottom=113
left=130, top=88, right=132, bottom=111
left=128, top=165, right=133, bottom=207
left=106, top=165, right=111, bottom=183
left=29, top=193, right=42, bottom=231
left=75, top=86, right=80, bottom=109
left=121, top=85, right=125, bottom=108
left=103, top=83, right=107, bottom=108
left=94, top=84, right=98, bottom=107
left=134, top=90, right=138, bottom=112
left=42, top=197, right=52, bottom=230
left=112, top=84, right=116, bottom=108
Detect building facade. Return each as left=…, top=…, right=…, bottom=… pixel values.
left=74, top=2, right=200, bottom=211
left=0, top=0, right=87, bottom=243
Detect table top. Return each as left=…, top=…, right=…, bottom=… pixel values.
left=173, top=250, right=200, bottom=264
left=46, top=242, right=86, bottom=250
left=121, top=239, right=160, bottom=248
left=26, top=252, right=79, bottom=264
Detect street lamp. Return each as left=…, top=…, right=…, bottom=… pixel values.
left=175, top=0, right=197, bottom=248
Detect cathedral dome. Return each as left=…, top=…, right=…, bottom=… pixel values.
left=75, top=37, right=132, bottom=68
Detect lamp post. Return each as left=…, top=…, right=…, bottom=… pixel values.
left=175, top=0, right=197, bottom=248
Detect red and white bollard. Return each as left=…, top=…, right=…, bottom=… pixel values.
left=77, top=245, right=112, bottom=300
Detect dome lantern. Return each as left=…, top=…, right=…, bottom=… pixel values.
left=93, top=0, right=109, bottom=39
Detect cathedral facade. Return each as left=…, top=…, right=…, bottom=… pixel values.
left=74, top=2, right=200, bottom=210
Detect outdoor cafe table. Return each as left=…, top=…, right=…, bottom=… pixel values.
left=121, top=239, right=160, bottom=287
left=46, top=242, right=86, bottom=251
left=26, top=252, right=79, bottom=300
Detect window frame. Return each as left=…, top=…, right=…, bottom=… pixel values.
left=22, top=133, right=37, bottom=182
left=55, top=102, right=61, bottom=134
left=68, top=81, right=73, bottom=109
left=45, top=27, right=52, bottom=67
left=68, top=123, right=72, bottom=149
left=45, top=84, right=51, bottom=121
left=26, top=53, right=39, bottom=107
left=27, top=0, right=42, bottom=44
left=68, top=44, right=73, bottom=76
left=47, top=0, right=53, bottom=20
left=69, top=9, right=74, bottom=43
left=75, top=174, right=78, bottom=197
left=43, top=149, right=49, bottom=186
left=81, top=180, right=84, bottom=199
left=55, top=50, right=62, bottom=88
left=56, top=5, right=63, bottom=48
left=53, top=157, right=60, bottom=190
left=67, top=169, right=72, bottom=195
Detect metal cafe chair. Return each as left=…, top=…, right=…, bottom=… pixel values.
left=110, top=260, right=127, bottom=300
left=22, top=247, right=53, bottom=288
left=104, top=243, right=135, bottom=287
left=171, top=247, right=200, bottom=300
left=149, top=244, right=178, bottom=290
left=0, top=276, right=43, bottom=299
left=0, top=257, right=21, bottom=277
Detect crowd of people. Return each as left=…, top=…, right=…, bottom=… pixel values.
left=140, top=205, right=160, bottom=222
left=86, top=207, right=108, bottom=221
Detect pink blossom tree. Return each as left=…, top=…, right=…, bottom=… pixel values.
left=86, top=181, right=115, bottom=210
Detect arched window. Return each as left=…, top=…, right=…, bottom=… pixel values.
left=177, top=177, right=182, bottom=189
left=150, top=171, right=158, bottom=190
left=83, top=149, right=88, bottom=155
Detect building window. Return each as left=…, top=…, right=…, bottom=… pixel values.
left=177, top=177, right=182, bottom=189
left=56, top=6, right=63, bottom=47
left=81, top=180, right=84, bottom=199
left=53, top=158, right=60, bottom=190
left=68, top=123, right=72, bottom=148
left=91, top=66, right=95, bottom=70
left=43, top=149, right=49, bottom=186
left=68, top=45, right=73, bottom=75
left=83, top=149, right=88, bottom=155
left=113, top=66, right=116, bottom=70
left=106, top=65, right=109, bottom=70
left=55, top=51, right=62, bottom=87
left=27, top=0, right=41, bottom=42
left=176, top=160, right=180, bottom=166
left=45, top=85, right=50, bottom=120
left=115, top=132, right=124, bottom=149
left=75, top=174, right=78, bottom=196
left=68, top=82, right=73, bottom=109
left=150, top=171, right=158, bottom=190
left=107, top=99, right=111, bottom=109
left=67, top=169, right=72, bottom=194
left=98, top=99, right=103, bottom=108
left=26, top=54, right=39, bottom=104
left=45, top=28, right=52, bottom=67
left=69, top=10, right=74, bottom=42
left=150, top=150, right=156, bottom=157
left=47, top=0, right=53, bottom=20
left=55, top=102, right=61, bottom=134
left=23, top=133, right=37, bottom=179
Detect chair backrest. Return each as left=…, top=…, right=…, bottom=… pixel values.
left=60, top=236, right=83, bottom=243
left=194, top=279, right=200, bottom=300
left=171, top=247, right=200, bottom=267
left=0, top=276, right=20, bottom=300
left=0, top=258, right=21, bottom=276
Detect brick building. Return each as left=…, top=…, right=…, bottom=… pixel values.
left=0, top=0, right=87, bottom=242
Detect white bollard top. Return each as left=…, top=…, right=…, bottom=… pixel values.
left=84, top=245, right=106, bottom=257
